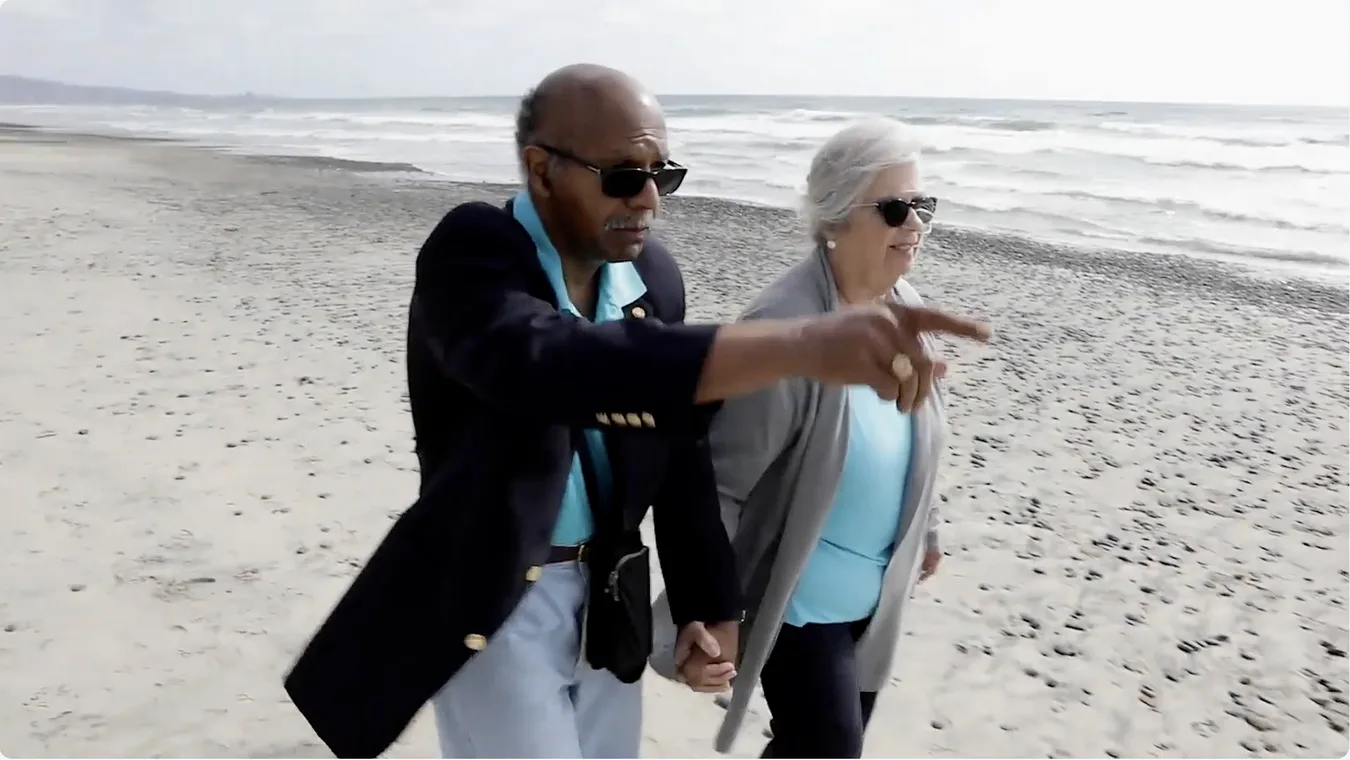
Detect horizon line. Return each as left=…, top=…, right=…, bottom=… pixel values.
left=2, top=73, right=1345, bottom=111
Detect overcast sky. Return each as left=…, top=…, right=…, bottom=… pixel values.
left=0, top=0, right=1345, bottom=106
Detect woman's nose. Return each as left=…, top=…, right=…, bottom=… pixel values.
left=893, top=228, right=922, bottom=245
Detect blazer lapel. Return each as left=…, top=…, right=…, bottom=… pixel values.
left=601, top=294, right=663, bottom=519
left=620, top=294, right=656, bottom=322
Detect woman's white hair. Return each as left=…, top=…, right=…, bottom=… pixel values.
left=802, top=118, right=923, bottom=244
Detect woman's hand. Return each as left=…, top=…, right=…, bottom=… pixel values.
left=674, top=621, right=738, bottom=693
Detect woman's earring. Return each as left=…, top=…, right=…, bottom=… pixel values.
left=825, top=239, right=837, bottom=250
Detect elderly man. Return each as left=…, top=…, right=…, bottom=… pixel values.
left=283, top=64, right=990, bottom=759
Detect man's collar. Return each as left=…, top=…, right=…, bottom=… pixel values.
left=509, top=189, right=555, bottom=259
left=511, top=190, right=647, bottom=309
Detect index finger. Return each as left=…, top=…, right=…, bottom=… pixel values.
left=903, top=305, right=994, bottom=342
left=697, top=629, right=722, bottom=659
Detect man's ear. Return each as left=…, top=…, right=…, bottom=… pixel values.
left=521, top=146, right=553, bottom=197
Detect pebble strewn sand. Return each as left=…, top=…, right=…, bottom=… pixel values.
left=1, top=129, right=1346, bottom=758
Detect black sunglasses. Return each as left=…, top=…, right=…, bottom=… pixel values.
left=535, top=144, right=688, bottom=199
left=863, top=196, right=939, bottom=229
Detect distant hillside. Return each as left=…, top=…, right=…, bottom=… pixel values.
left=0, top=75, right=270, bottom=105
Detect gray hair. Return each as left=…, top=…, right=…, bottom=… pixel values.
left=802, top=118, right=924, bottom=243
left=514, top=86, right=547, bottom=180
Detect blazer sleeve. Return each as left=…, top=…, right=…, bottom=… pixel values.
left=651, top=277, right=743, bottom=627
left=411, top=202, right=719, bottom=428
left=653, top=431, right=744, bottom=627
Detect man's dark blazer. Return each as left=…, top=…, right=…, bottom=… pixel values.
left=283, top=200, right=742, bottom=758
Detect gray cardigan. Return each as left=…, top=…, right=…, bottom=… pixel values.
left=650, top=248, right=949, bottom=753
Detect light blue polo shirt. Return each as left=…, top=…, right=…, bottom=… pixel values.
left=511, top=191, right=648, bottom=546
left=785, top=385, right=914, bottom=625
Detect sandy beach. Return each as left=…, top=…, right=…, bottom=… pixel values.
left=0, top=127, right=1346, bottom=758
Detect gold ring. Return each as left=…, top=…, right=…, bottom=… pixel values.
left=891, top=354, right=915, bottom=381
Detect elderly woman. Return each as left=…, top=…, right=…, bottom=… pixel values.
left=655, top=118, right=950, bottom=758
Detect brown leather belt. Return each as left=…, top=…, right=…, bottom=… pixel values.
left=547, top=543, right=589, bottom=564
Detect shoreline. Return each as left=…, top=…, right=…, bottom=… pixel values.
left=232, top=149, right=1350, bottom=314
left=3, top=120, right=1346, bottom=296
left=392, top=176, right=1350, bottom=314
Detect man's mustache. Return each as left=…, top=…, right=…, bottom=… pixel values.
left=604, top=213, right=654, bottom=230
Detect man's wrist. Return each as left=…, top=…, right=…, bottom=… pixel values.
left=696, top=319, right=812, bottom=403
left=777, top=316, right=822, bottom=379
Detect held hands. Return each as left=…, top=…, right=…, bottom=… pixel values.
left=798, top=303, right=991, bottom=413
left=674, top=620, right=739, bottom=693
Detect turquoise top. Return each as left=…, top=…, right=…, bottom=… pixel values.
left=785, top=385, right=914, bottom=625
left=510, top=191, right=648, bottom=545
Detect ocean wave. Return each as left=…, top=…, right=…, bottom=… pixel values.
left=1048, top=191, right=1346, bottom=234
left=937, top=191, right=1347, bottom=264
left=603, top=106, right=1350, bottom=175
left=926, top=173, right=1344, bottom=233
left=925, top=143, right=1341, bottom=175
left=211, top=109, right=1350, bottom=177
left=1300, top=135, right=1348, bottom=147
left=892, top=115, right=1057, bottom=132
left=235, top=107, right=513, bottom=131
left=665, top=104, right=863, bottom=124
left=675, top=134, right=816, bottom=152
left=663, top=104, right=757, bottom=118
left=939, top=199, right=1138, bottom=235
left=1070, top=228, right=1347, bottom=268
left=974, top=118, right=1057, bottom=132
left=941, top=198, right=1345, bottom=267
left=5, top=100, right=1345, bottom=273
left=783, top=108, right=855, bottom=123
left=100, top=120, right=512, bottom=146
left=1093, top=119, right=1348, bottom=149
left=1140, top=157, right=1327, bottom=173
left=685, top=174, right=800, bottom=194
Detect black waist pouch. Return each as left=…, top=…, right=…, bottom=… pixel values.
left=572, top=426, right=653, bottom=684
left=584, top=532, right=653, bottom=684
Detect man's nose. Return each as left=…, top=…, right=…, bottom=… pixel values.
left=627, top=177, right=661, bottom=212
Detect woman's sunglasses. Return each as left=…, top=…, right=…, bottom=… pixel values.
left=536, top=144, right=688, bottom=199
left=863, top=196, right=939, bottom=230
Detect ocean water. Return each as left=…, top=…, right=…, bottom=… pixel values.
left=4, top=95, right=1347, bottom=276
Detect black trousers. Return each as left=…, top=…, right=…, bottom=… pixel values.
left=759, top=618, right=878, bottom=759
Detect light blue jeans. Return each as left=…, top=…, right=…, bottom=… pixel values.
left=430, top=562, right=642, bottom=758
